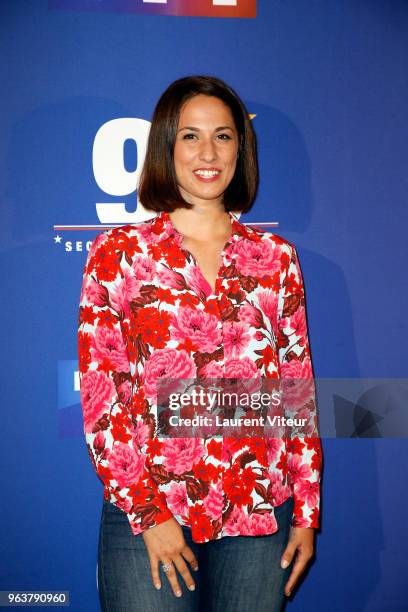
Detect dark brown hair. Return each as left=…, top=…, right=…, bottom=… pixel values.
left=138, top=75, right=258, bottom=213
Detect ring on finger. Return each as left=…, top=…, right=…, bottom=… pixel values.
left=162, top=561, right=173, bottom=573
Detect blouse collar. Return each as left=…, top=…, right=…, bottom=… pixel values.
left=153, top=209, right=262, bottom=246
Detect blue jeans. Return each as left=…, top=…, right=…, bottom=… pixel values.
left=98, top=496, right=295, bottom=612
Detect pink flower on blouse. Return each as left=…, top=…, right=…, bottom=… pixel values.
left=132, top=419, right=150, bottom=451
left=83, top=277, right=108, bottom=307
left=80, top=370, right=115, bottom=433
left=265, top=437, right=284, bottom=464
left=137, top=222, right=164, bottom=246
left=199, top=361, right=224, bottom=378
left=166, top=482, right=189, bottom=517
left=161, top=438, right=205, bottom=475
left=287, top=453, right=313, bottom=485
left=158, top=267, right=186, bottom=291
left=257, top=290, right=279, bottom=328
left=238, top=302, right=264, bottom=328
left=187, top=266, right=212, bottom=298
left=170, top=307, right=222, bottom=353
left=280, top=357, right=312, bottom=379
left=223, top=505, right=250, bottom=535
left=281, top=304, right=308, bottom=337
left=294, top=405, right=318, bottom=435
left=268, top=470, right=292, bottom=506
left=142, top=348, right=197, bottom=399
left=232, top=239, right=282, bottom=277
left=241, top=511, right=278, bottom=536
left=224, top=356, right=260, bottom=378
left=223, top=321, right=251, bottom=358
left=203, top=482, right=224, bottom=520
left=296, top=480, right=320, bottom=508
left=280, top=358, right=315, bottom=410
left=92, top=326, right=130, bottom=372
left=110, top=268, right=143, bottom=317
left=132, top=255, right=157, bottom=281
left=108, top=443, right=145, bottom=488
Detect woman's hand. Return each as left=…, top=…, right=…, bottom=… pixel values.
left=142, top=517, right=199, bottom=598
left=280, top=527, right=315, bottom=597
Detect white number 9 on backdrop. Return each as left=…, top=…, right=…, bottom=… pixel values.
left=93, top=118, right=152, bottom=224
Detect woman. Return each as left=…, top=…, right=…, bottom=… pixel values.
left=78, top=75, right=323, bottom=611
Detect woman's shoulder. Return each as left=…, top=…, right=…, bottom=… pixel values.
left=245, top=223, right=295, bottom=253
left=89, top=216, right=157, bottom=250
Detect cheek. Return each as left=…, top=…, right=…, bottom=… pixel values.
left=225, top=156, right=238, bottom=175
left=174, top=143, right=193, bottom=167
left=225, top=146, right=239, bottom=166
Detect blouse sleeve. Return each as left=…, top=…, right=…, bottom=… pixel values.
left=277, top=242, right=323, bottom=528
left=77, top=232, right=173, bottom=535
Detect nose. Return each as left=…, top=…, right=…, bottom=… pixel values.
left=199, top=137, right=217, bottom=162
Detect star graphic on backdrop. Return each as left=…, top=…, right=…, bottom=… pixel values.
left=54, top=235, right=62, bottom=243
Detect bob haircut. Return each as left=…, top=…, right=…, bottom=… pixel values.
left=138, top=75, right=258, bottom=213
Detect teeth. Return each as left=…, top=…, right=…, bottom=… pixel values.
left=194, top=170, right=220, bottom=177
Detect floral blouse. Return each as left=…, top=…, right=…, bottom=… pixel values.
left=78, top=209, right=323, bottom=543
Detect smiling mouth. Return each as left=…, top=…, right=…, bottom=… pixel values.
left=193, top=169, right=221, bottom=181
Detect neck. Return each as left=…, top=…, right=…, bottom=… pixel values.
left=168, top=205, right=232, bottom=241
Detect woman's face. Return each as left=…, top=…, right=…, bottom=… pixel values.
left=173, top=94, right=239, bottom=208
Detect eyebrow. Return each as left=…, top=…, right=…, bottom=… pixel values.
left=177, top=126, right=235, bottom=133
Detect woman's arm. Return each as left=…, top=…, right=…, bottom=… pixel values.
left=77, top=232, right=174, bottom=535
left=277, top=242, right=322, bottom=527
left=277, top=242, right=323, bottom=597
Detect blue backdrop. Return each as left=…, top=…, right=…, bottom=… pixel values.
left=1, top=1, right=407, bottom=610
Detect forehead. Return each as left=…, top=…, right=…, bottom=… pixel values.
left=178, top=94, right=235, bottom=125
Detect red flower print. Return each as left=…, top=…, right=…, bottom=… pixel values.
left=190, top=506, right=214, bottom=541
left=132, top=307, right=171, bottom=349
left=78, top=331, right=91, bottom=372
left=224, top=467, right=255, bottom=506
left=91, top=240, right=120, bottom=282
left=206, top=439, right=222, bottom=460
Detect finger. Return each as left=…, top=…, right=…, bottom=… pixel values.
left=161, top=558, right=183, bottom=598
left=284, top=551, right=311, bottom=597
left=149, top=556, right=162, bottom=591
left=172, top=553, right=196, bottom=592
left=181, top=544, right=199, bottom=572
left=280, top=541, right=297, bottom=570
